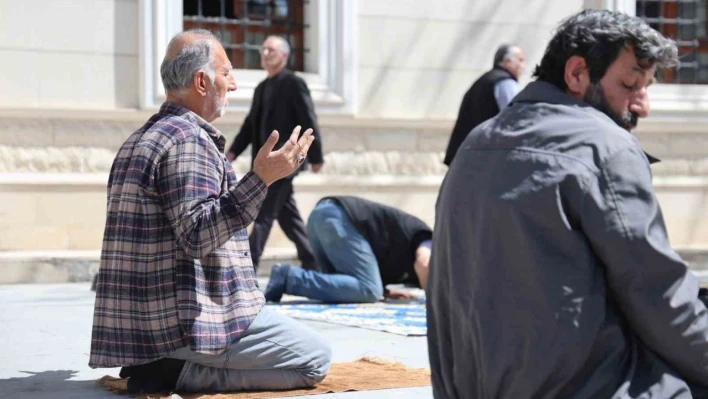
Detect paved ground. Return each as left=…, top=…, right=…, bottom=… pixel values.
left=0, top=283, right=432, bottom=399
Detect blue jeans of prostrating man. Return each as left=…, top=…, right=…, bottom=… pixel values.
left=283, top=199, right=384, bottom=303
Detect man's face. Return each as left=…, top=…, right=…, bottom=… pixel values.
left=260, top=37, right=287, bottom=73
left=205, top=42, right=236, bottom=122
left=503, top=47, right=526, bottom=80
left=583, top=47, right=655, bottom=130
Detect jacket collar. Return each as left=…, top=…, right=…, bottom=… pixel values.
left=644, top=152, right=661, bottom=164
left=512, top=81, right=661, bottom=164
left=493, top=66, right=518, bottom=82
left=510, top=80, right=588, bottom=108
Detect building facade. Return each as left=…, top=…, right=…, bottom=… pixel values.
left=1, top=0, right=707, bottom=282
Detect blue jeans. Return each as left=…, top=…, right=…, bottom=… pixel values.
left=284, top=200, right=384, bottom=303
left=168, top=307, right=331, bottom=392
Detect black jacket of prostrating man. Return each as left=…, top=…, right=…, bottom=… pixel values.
left=228, top=69, right=324, bottom=177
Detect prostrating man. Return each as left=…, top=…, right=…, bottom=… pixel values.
left=264, top=196, right=432, bottom=303
left=428, top=10, right=708, bottom=399
left=443, top=44, right=525, bottom=166
left=90, top=29, right=331, bottom=394
left=227, top=35, right=324, bottom=272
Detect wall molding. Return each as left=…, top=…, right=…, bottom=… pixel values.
left=0, top=147, right=448, bottom=176
left=2, top=171, right=708, bottom=189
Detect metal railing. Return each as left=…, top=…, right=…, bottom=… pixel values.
left=636, top=0, right=704, bottom=83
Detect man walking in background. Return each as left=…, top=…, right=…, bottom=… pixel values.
left=227, top=35, right=324, bottom=271
left=443, top=44, right=525, bottom=166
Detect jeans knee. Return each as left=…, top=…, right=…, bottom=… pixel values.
left=360, top=290, right=380, bottom=303
left=300, top=339, right=332, bottom=385
left=359, top=283, right=383, bottom=303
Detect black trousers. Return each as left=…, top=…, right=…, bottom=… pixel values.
left=249, top=178, right=316, bottom=271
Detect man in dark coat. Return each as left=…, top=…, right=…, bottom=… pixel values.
left=227, top=35, right=324, bottom=271
left=443, top=44, right=525, bottom=166
left=428, top=9, right=708, bottom=399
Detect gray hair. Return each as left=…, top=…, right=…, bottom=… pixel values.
left=267, top=35, right=291, bottom=57
left=493, top=44, right=516, bottom=68
left=160, top=29, right=218, bottom=96
left=533, top=9, right=678, bottom=89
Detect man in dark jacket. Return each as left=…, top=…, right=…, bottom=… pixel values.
left=428, top=9, right=708, bottom=399
left=443, top=44, right=525, bottom=166
left=263, top=196, right=432, bottom=303
left=227, top=35, right=324, bottom=271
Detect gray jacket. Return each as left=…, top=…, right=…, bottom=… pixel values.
left=427, top=81, right=708, bottom=399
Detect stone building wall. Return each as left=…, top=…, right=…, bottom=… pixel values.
left=2, top=0, right=708, bottom=284
left=1, top=110, right=708, bottom=254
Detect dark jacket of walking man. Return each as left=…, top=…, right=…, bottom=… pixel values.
left=443, top=44, right=525, bottom=166
left=428, top=9, right=708, bottom=399
left=227, top=35, right=324, bottom=271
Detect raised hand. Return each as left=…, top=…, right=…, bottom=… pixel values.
left=252, top=125, right=315, bottom=186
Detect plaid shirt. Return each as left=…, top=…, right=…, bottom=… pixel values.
left=90, top=103, right=266, bottom=368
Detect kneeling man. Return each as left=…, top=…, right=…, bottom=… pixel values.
left=90, top=29, right=331, bottom=394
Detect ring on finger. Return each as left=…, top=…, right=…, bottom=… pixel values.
left=297, top=154, right=306, bottom=164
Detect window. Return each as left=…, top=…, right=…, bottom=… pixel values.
left=636, top=0, right=708, bottom=84
left=139, top=1, right=357, bottom=114
left=183, top=0, right=309, bottom=71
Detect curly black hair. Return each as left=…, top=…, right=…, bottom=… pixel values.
left=533, top=9, right=678, bottom=89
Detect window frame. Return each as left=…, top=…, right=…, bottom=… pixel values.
left=587, top=0, right=708, bottom=117
left=139, top=0, right=358, bottom=115
left=182, top=1, right=308, bottom=72
left=635, top=0, right=708, bottom=84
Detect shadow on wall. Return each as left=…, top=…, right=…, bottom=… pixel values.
left=362, top=0, right=567, bottom=119
left=0, top=370, right=116, bottom=399
left=420, top=0, right=561, bottom=119
left=114, top=1, right=140, bottom=108
left=420, top=1, right=510, bottom=117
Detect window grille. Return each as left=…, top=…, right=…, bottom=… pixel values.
left=636, top=0, right=707, bottom=84
left=183, top=0, right=309, bottom=71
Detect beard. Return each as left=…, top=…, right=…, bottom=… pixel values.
left=211, top=89, right=227, bottom=118
left=216, top=102, right=226, bottom=118
left=583, top=83, right=638, bottom=131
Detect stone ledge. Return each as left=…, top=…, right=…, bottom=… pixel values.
left=0, top=146, right=448, bottom=175
left=4, top=146, right=708, bottom=177
left=0, top=108, right=454, bottom=131
left=0, top=249, right=297, bottom=284
left=2, top=248, right=707, bottom=285
left=0, top=251, right=100, bottom=284
left=679, top=248, right=708, bottom=270
left=0, top=172, right=446, bottom=188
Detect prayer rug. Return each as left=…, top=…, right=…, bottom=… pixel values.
left=268, top=300, right=426, bottom=336
left=97, top=358, right=431, bottom=399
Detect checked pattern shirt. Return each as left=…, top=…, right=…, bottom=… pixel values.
left=90, top=102, right=267, bottom=368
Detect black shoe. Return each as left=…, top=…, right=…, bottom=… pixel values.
left=120, top=358, right=185, bottom=394
left=264, top=264, right=291, bottom=302
left=127, top=377, right=165, bottom=394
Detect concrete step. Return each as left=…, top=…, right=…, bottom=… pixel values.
left=1, top=248, right=707, bottom=285
left=679, top=248, right=708, bottom=282
left=0, top=249, right=299, bottom=284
